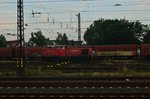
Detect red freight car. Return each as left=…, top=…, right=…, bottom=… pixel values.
left=20, top=47, right=45, bottom=58
left=94, top=44, right=137, bottom=57
left=0, top=48, right=12, bottom=58
left=140, top=44, right=150, bottom=58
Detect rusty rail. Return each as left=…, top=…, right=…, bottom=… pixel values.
left=0, top=93, right=150, bottom=98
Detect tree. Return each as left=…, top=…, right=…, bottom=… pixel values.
left=28, top=31, right=47, bottom=46
left=55, top=32, right=68, bottom=45
left=0, top=35, right=7, bottom=47
left=143, top=30, right=150, bottom=43
left=84, top=18, right=149, bottom=45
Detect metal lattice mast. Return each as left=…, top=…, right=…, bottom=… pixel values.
left=77, top=13, right=81, bottom=45
left=17, top=0, right=25, bottom=74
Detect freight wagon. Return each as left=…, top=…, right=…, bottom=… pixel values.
left=141, top=44, right=150, bottom=58
left=94, top=44, right=137, bottom=59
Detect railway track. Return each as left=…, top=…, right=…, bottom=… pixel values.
left=0, top=82, right=150, bottom=88
left=0, top=81, right=150, bottom=93
left=0, top=93, right=150, bottom=98
left=0, top=77, right=150, bottom=98
left=47, top=66, right=150, bottom=73
left=1, top=65, right=150, bottom=73
left=1, top=76, right=150, bottom=81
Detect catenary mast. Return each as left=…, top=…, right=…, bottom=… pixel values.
left=17, top=0, right=25, bottom=74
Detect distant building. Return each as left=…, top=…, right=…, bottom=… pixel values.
left=6, top=40, right=19, bottom=47
left=46, top=39, right=83, bottom=46
left=68, top=40, right=82, bottom=46
left=45, top=39, right=56, bottom=47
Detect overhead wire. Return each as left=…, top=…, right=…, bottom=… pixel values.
left=1, top=0, right=150, bottom=39
left=0, top=0, right=101, bottom=4
left=0, top=0, right=149, bottom=4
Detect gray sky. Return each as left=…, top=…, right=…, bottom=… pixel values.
left=0, top=0, right=150, bottom=41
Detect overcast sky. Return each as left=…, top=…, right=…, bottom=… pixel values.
left=0, top=0, right=150, bottom=41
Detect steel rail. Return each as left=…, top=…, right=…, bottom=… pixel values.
left=0, top=76, right=150, bottom=81
left=0, top=93, right=150, bottom=98
left=0, top=82, right=150, bottom=88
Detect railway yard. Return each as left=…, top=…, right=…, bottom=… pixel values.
left=1, top=0, right=150, bottom=98
left=0, top=59, right=150, bottom=98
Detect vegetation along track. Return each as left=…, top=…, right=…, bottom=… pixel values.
left=1, top=60, right=150, bottom=73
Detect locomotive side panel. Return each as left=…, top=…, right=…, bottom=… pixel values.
left=41, top=48, right=65, bottom=57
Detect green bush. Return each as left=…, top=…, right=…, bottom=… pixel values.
left=22, top=67, right=63, bottom=76
left=0, top=71, right=16, bottom=76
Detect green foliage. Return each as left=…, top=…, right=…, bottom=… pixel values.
left=0, top=35, right=7, bottom=47
left=84, top=18, right=149, bottom=45
left=28, top=31, right=47, bottom=46
left=23, top=67, right=43, bottom=76
left=143, top=30, right=150, bottom=43
left=0, top=71, right=16, bottom=76
left=121, top=67, right=136, bottom=76
left=55, top=32, right=68, bottom=45
left=22, top=67, right=63, bottom=76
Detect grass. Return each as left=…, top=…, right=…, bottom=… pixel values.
left=1, top=69, right=150, bottom=77
left=0, top=71, right=16, bottom=76
left=0, top=67, right=63, bottom=76
left=0, top=59, right=150, bottom=77
left=22, top=67, right=63, bottom=76
left=66, top=72, right=150, bottom=77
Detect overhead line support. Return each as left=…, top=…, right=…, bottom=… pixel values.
left=17, top=0, right=25, bottom=75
